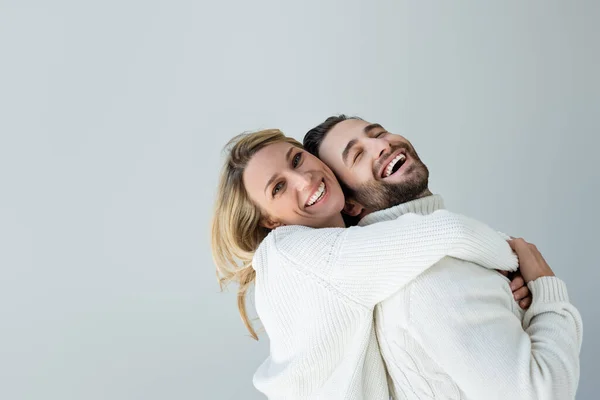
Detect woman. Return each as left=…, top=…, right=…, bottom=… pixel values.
left=211, top=129, right=519, bottom=399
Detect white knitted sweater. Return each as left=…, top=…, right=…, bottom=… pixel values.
left=362, top=196, right=583, bottom=400
left=251, top=206, right=519, bottom=399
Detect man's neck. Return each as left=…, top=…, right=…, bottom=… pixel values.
left=360, top=188, right=433, bottom=219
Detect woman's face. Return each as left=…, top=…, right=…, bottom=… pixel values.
left=243, top=142, right=346, bottom=229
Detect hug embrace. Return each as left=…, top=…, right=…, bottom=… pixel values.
left=211, top=115, right=583, bottom=400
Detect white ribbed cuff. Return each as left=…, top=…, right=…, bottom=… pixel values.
left=496, top=231, right=511, bottom=241
left=528, top=276, right=570, bottom=303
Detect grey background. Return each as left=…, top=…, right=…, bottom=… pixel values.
left=1, top=1, right=598, bottom=399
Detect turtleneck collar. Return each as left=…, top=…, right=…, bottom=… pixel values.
left=358, top=194, right=445, bottom=227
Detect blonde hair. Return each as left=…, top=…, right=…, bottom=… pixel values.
left=211, top=129, right=303, bottom=340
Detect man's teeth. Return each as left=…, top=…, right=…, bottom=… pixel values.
left=307, top=182, right=326, bottom=206
left=384, top=154, right=406, bottom=177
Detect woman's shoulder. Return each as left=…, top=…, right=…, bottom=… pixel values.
left=254, top=225, right=347, bottom=270
left=274, top=225, right=346, bottom=251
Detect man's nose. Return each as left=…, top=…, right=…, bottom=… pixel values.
left=368, top=137, right=391, bottom=159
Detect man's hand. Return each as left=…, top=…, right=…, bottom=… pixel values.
left=497, top=270, right=532, bottom=309
left=509, top=271, right=532, bottom=310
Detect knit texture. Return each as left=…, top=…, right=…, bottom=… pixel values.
left=252, top=199, right=519, bottom=399
left=367, top=196, right=583, bottom=400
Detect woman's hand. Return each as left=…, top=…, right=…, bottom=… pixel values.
left=508, top=238, right=555, bottom=283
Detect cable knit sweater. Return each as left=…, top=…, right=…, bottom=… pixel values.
left=362, top=195, right=583, bottom=400
left=251, top=206, right=519, bottom=399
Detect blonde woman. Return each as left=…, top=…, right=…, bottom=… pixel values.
left=211, top=130, right=519, bottom=399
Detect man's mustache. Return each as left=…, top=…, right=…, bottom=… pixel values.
left=373, top=143, right=412, bottom=176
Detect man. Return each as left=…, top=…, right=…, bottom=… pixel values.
left=303, top=116, right=583, bottom=399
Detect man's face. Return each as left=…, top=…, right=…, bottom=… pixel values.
left=318, top=119, right=430, bottom=213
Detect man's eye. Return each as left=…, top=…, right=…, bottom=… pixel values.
left=375, top=131, right=387, bottom=138
left=353, top=150, right=363, bottom=164
left=272, top=182, right=284, bottom=196
left=292, top=152, right=302, bottom=168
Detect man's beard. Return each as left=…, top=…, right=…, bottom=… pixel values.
left=345, top=145, right=430, bottom=212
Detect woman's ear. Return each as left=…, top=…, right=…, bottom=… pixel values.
left=343, top=200, right=363, bottom=217
left=261, top=217, right=283, bottom=230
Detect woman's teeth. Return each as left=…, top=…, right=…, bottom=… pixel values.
left=307, top=181, right=326, bottom=206
left=384, top=154, right=406, bottom=177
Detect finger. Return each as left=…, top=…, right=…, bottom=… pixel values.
left=509, top=275, right=525, bottom=291
left=513, top=286, right=530, bottom=301
left=508, top=238, right=535, bottom=264
left=508, top=238, right=528, bottom=252
left=519, top=296, right=532, bottom=310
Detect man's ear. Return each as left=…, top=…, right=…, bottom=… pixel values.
left=343, top=199, right=363, bottom=217
left=261, top=217, right=283, bottom=230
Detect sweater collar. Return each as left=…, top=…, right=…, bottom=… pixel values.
left=357, top=194, right=445, bottom=227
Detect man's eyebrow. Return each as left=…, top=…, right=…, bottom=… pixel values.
left=341, top=124, right=384, bottom=164
left=342, top=139, right=358, bottom=165
left=364, top=123, right=384, bottom=134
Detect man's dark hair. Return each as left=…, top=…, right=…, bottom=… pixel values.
left=303, top=115, right=362, bottom=158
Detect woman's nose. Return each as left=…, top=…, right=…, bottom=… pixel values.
left=291, top=170, right=313, bottom=190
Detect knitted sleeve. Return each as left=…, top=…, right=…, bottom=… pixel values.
left=275, top=209, right=518, bottom=307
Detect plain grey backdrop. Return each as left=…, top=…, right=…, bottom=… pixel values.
left=1, top=1, right=598, bottom=399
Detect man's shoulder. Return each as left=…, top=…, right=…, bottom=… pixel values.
left=407, top=258, right=520, bottom=320
left=411, top=258, right=508, bottom=291
left=379, top=259, right=501, bottom=304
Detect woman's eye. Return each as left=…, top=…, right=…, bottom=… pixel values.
left=292, top=152, right=302, bottom=168
left=272, top=182, right=284, bottom=196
